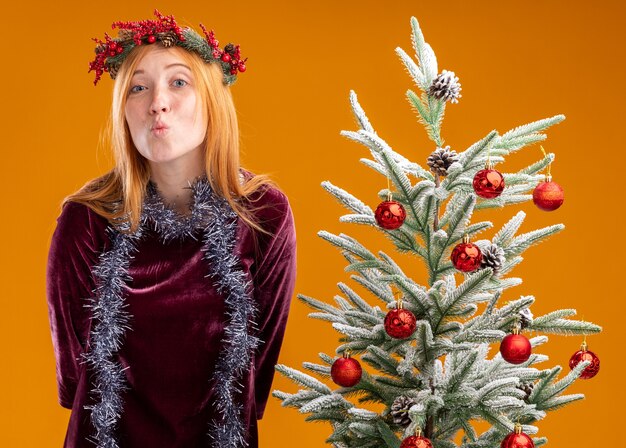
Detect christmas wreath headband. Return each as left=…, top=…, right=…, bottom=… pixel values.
left=88, top=9, right=247, bottom=86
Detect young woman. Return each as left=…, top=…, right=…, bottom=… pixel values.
left=46, top=10, right=297, bottom=448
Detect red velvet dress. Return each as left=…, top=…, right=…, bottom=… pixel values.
left=46, top=184, right=297, bottom=447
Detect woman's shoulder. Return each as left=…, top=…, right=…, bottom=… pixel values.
left=252, top=184, right=290, bottom=210
left=241, top=169, right=289, bottom=205
left=244, top=178, right=291, bottom=222
left=53, top=201, right=111, bottom=251
left=240, top=170, right=294, bottom=240
left=57, top=200, right=108, bottom=227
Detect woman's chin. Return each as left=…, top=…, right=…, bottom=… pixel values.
left=142, top=149, right=204, bottom=168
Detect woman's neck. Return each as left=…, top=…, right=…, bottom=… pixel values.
left=148, top=153, right=206, bottom=216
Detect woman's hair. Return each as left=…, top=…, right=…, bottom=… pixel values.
left=64, top=43, right=274, bottom=234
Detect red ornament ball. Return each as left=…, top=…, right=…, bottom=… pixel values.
left=500, top=333, right=532, bottom=364
left=532, top=180, right=564, bottom=211
left=238, top=62, right=247, bottom=72
left=116, top=46, right=124, bottom=54
left=384, top=308, right=417, bottom=339
left=473, top=168, right=505, bottom=198
left=569, top=348, right=600, bottom=379
left=501, top=431, right=534, bottom=448
left=222, top=53, right=232, bottom=62
left=451, top=242, right=483, bottom=272
left=147, top=35, right=156, bottom=43
left=400, top=435, right=434, bottom=448
left=331, top=356, right=362, bottom=387
left=375, top=200, right=406, bottom=230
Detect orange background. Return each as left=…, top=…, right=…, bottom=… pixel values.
left=2, top=0, right=624, bottom=446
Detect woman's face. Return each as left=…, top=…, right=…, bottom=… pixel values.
left=124, top=45, right=206, bottom=168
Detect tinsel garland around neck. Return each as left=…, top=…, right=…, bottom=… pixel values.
left=82, top=176, right=260, bottom=448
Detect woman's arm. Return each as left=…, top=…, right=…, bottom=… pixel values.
left=252, top=189, right=297, bottom=420
left=46, top=202, right=106, bottom=409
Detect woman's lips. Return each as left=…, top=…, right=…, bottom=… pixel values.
left=151, top=124, right=170, bottom=136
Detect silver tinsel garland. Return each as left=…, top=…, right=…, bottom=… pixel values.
left=82, top=176, right=258, bottom=448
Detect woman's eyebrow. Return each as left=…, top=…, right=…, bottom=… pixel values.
left=132, top=63, right=192, bottom=76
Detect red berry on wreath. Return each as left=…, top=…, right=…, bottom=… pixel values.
left=384, top=299, right=417, bottom=339
left=500, top=328, right=532, bottom=365
left=147, top=34, right=156, bottom=43
left=375, top=200, right=406, bottom=230
left=238, top=62, right=247, bottom=72
left=473, top=168, right=505, bottom=198
left=533, top=176, right=564, bottom=211
left=451, top=235, right=483, bottom=272
left=569, top=341, right=600, bottom=379
left=116, top=45, right=124, bottom=54
left=222, top=53, right=232, bottom=62
left=500, top=424, right=534, bottom=448
left=331, top=353, right=362, bottom=387
left=400, top=432, right=433, bottom=448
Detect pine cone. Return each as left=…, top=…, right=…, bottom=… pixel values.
left=159, top=31, right=177, bottom=48
left=428, top=70, right=462, bottom=103
left=117, top=29, right=135, bottom=40
left=519, top=307, right=534, bottom=330
left=108, top=63, right=121, bottom=80
left=516, top=381, right=535, bottom=402
left=427, top=146, right=459, bottom=176
left=224, top=43, right=236, bottom=55
left=480, top=243, right=505, bottom=275
left=390, top=395, right=416, bottom=427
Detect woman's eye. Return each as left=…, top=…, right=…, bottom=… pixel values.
left=173, top=79, right=188, bottom=88
left=129, top=85, right=146, bottom=94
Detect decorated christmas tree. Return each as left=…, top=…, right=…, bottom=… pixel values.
left=272, top=17, right=602, bottom=448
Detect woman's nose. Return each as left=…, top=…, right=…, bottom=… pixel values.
left=149, top=88, right=170, bottom=114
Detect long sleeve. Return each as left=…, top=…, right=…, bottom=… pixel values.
left=46, top=202, right=108, bottom=409
left=251, top=188, right=297, bottom=420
